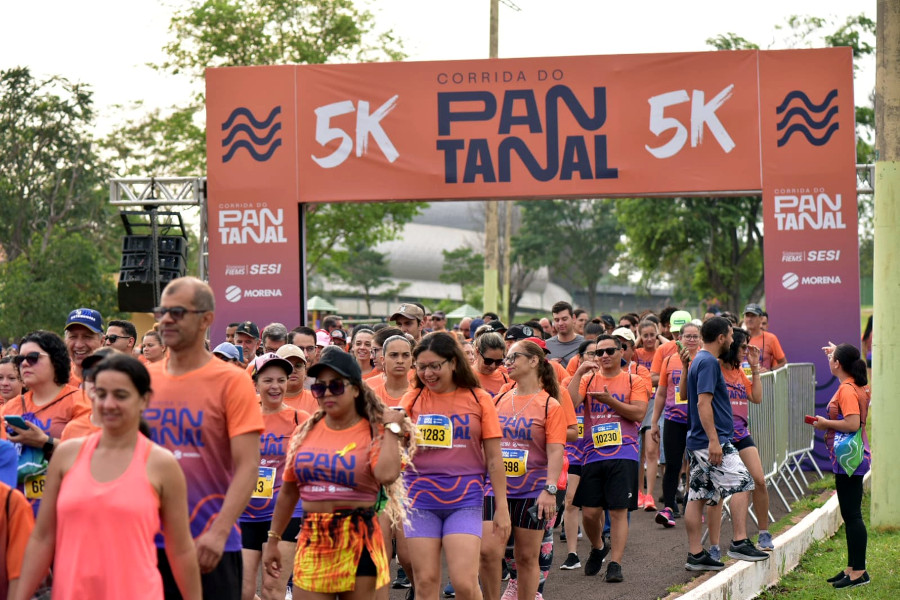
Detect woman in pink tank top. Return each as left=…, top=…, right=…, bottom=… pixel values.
left=13, top=354, right=201, bottom=600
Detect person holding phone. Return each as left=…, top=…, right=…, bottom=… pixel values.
left=567, top=334, right=649, bottom=583
left=813, top=342, right=871, bottom=589
left=1, top=331, right=89, bottom=515
left=479, top=340, right=565, bottom=600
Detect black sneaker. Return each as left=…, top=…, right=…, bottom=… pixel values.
left=405, top=587, right=415, bottom=600
left=833, top=571, right=870, bottom=589
left=584, top=545, right=610, bottom=576
left=559, top=553, right=581, bottom=570
left=727, top=539, right=770, bottom=562
left=605, top=561, right=624, bottom=583
left=393, top=567, right=412, bottom=589
left=827, top=570, right=849, bottom=583
left=685, top=550, right=726, bottom=571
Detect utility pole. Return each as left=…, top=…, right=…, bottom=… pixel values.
left=483, top=0, right=501, bottom=319
left=871, top=0, right=900, bottom=528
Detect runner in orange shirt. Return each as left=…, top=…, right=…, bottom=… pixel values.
left=277, top=344, right=317, bottom=415
left=0, top=357, right=23, bottom=406
left=2, top=331, right=90, bottom=515
left=368, top=335, right=414, bottom=406
left=142, top=330, right=168, bottom=365
left=62, top=308, right=104, bottom=387
left=650, top=310, right=692, bottom=388
left=241, top=353, right=309, bottom=600
left=60, top=348, right=118, bottom=441
left=567, top=335, right=649, bottom=583
left=1, top=482, right=33, bottom=600
left=145, top=277, right=264, bottom=600
left=400, top=332, right=510, bottom=600
left=743, top=304, right=787, bottom=371
left=481, top=340, right=566, bottom=600
left=351, top=328, right=377, bottom=379
left=632, top=320, right=661, bottom=510
left=475, top=332, right=510, bottom=397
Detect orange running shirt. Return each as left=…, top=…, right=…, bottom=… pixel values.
left=400, top=386, right=502, bottom=509
left=477, top=369, right=510, bottom=397
left=634, top=347, right=656, bottom=371
left=492, top=390, right=566, bottom=498
left=749, top=331, right=786, bottom=371
left=650, top=340, right=679, bottom=376
left=0, top=482, right=33, bottom=588
left=367, top=377, right=411, bottom=407
left=145, top=357, right=264, bottom=552
left=658, top=354, right=689, bottom=424
left=578, top=371, right=649, bottom=463
left=284, top=418, right=382, bottom=503
left=242, top=406, right=308, bottom=522
left=285, top=389, right=319, bottom=416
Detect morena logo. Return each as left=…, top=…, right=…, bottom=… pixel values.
left=221, top=106, right=283, bottom=162
left=775, top=89, right=838, bottom=147
left=224, top=286, right=283, bottom=303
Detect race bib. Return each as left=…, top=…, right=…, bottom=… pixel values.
left=416, top=414, right=453, bottom=449
left=25, top=474, right=46, bottom=500
left=675, top=385, right=687, bottom=404
left=577, top=415, right=584, bottom=437
left=253, top=466, right=276, bottom=499
left=592, top=422, right=622, bottom=448
left=502, top=448, right=528, bottom=477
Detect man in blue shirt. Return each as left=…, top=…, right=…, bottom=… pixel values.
left=683, top=317, right=768, bottom=570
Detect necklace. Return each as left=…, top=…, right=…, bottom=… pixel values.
left=510, top=389, right=540, bottom=421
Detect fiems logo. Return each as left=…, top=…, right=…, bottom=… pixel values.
left=222, top=106, right=283, bottom=162
left=775, top=89, right=838, bottom=147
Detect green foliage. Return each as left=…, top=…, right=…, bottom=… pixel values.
left=439, top=246, right=484, bottom=307
left=0, top=232, right=123, bottom=339
left=705, top=33, right=760, bottom=50
left=512, top=199, right=621, bottom=315
left=0, top=67, right=117, bottom=262
left=323, top=242, right=407, bottom=317
left=616, top=197, right=764, bottom=312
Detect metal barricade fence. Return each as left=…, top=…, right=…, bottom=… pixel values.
left=784, top=363, right=823, bottom=486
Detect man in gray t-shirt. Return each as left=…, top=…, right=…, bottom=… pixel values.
left=545, top=301, right=584, bottom=365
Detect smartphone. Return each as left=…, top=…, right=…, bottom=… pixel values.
left=526, top=504, right=540, bottom=522
left=4, top=415, right=29, bottom=430
left=804, top=415, right=817, bottom=425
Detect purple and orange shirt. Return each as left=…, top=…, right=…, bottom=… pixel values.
left=659, top=354, right=688, bottom=424
left=722, top=367, right=753, bottom=442
left=578, top=371, right=649, bottom=464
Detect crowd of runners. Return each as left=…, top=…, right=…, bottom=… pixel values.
left=0, top=276, right=872, bottom=599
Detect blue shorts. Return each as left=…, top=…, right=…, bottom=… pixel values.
left=403, top=506, right=483, bottom=539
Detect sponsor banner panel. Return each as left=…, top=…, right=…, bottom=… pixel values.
left=759, top=48, right=860, bottom=467
left=206, top=67, right=300, bottom=336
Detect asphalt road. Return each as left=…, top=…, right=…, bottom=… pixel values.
left=387, top=472, right=806, bottom=600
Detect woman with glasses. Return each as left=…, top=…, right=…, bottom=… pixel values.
left=241, top=354, right=309, bottom=600
left=400, top=332, right=510, bottom=600
left=14, top=353, right=202, bottom=600
left=141, top=330, right=167, bottom=364
left=649, top=322, right=702, bottom=528
left=1, top=331, right=89, bottom=515
left=479, top=340, right=565, bottom=600
left=0, top=356, right=23, bottom=405
left=475, top=333, right=509, bottom=397
left=263, top=349, right=413, bottom=599
left=352, top=328, right=377, bottom=379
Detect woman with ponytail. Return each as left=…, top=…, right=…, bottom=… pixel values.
left=813, top=342, right=871, bottom=589
left=479, top=340, right=565, bottom=600
left=262, top=349, right=415, bottom=598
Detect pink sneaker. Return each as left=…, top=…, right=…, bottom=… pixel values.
left=643, top=493, right=657, bottom=512
left=500, top=579, right=518, bottom=600
left=637, top=491, right=646, bottom=509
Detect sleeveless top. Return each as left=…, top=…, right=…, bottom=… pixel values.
left=54, top=433, right=163, bottom=600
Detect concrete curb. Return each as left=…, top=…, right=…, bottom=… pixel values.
left=679, top=473, right=870, bottom=600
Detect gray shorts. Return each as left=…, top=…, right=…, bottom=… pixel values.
left=686, top=442, right=754, bottom=506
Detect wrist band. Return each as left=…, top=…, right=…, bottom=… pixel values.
left=267, top=530, right=282, bottom=541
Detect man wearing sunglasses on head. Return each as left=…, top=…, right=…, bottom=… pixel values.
left=144, top=277, right=264, bottom=600
left=103, top=319, right=137, bottom=354
left=63, top=308, right=104, bottom=387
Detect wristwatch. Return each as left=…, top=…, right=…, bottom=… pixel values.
left=544, top=484, right=558, bottom=495
left=384, top=422, right=402, bottom=435
left=42, top=435, right=55, bottom=456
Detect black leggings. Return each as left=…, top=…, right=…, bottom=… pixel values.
left=662, top=419, right=689, bottom=510
left=835, top=473, right=867, bottom=570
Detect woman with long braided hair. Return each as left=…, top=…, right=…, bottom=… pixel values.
left=262, top=349, right=415, bottom=599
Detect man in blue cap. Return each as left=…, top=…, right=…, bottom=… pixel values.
left=63, top=308, right=104, bottom=386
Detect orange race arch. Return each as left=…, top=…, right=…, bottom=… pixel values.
left=206, top=48, right=858, bottom=464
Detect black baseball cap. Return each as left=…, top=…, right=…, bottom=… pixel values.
left=235, top=321, right=260, bottom=338
left=307, top=348, right=362, bottom=381
left=505, top=324, right=536, bottom=341
left=483, top=320, right=507, bottom=334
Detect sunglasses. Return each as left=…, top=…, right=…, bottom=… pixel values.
left=481, top=354, right=504, bottom=367
left=104, top=334, right=132, bottom=344
left=503, top=352, right=527, bottom=365
left=152, top=306, right=208, bottom=321
left=595, top=347, right=618, bottom=356
left=14, top=351, right=49, bottom=367
left=310, top=379, right=348, bottom=399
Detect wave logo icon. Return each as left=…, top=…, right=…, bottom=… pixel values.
left=221, top=106, right=282, bottom=162
left=775, top=89, right=838, bottom=147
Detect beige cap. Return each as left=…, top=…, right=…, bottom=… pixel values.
left=612, top=327, right=637, bottom=344
left=276, top=344, right=307, bottom=364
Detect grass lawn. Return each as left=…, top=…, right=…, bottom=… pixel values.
left=755, top=492, right=900, bottom=599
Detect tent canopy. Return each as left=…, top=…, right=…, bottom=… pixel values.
left=445, top=304, right=482, bottom=319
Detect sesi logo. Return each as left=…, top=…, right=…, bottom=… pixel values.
left=806, top=250, right=841, bottom=262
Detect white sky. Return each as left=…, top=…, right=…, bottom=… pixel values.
left=1, top=0, right=876, bottom=133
